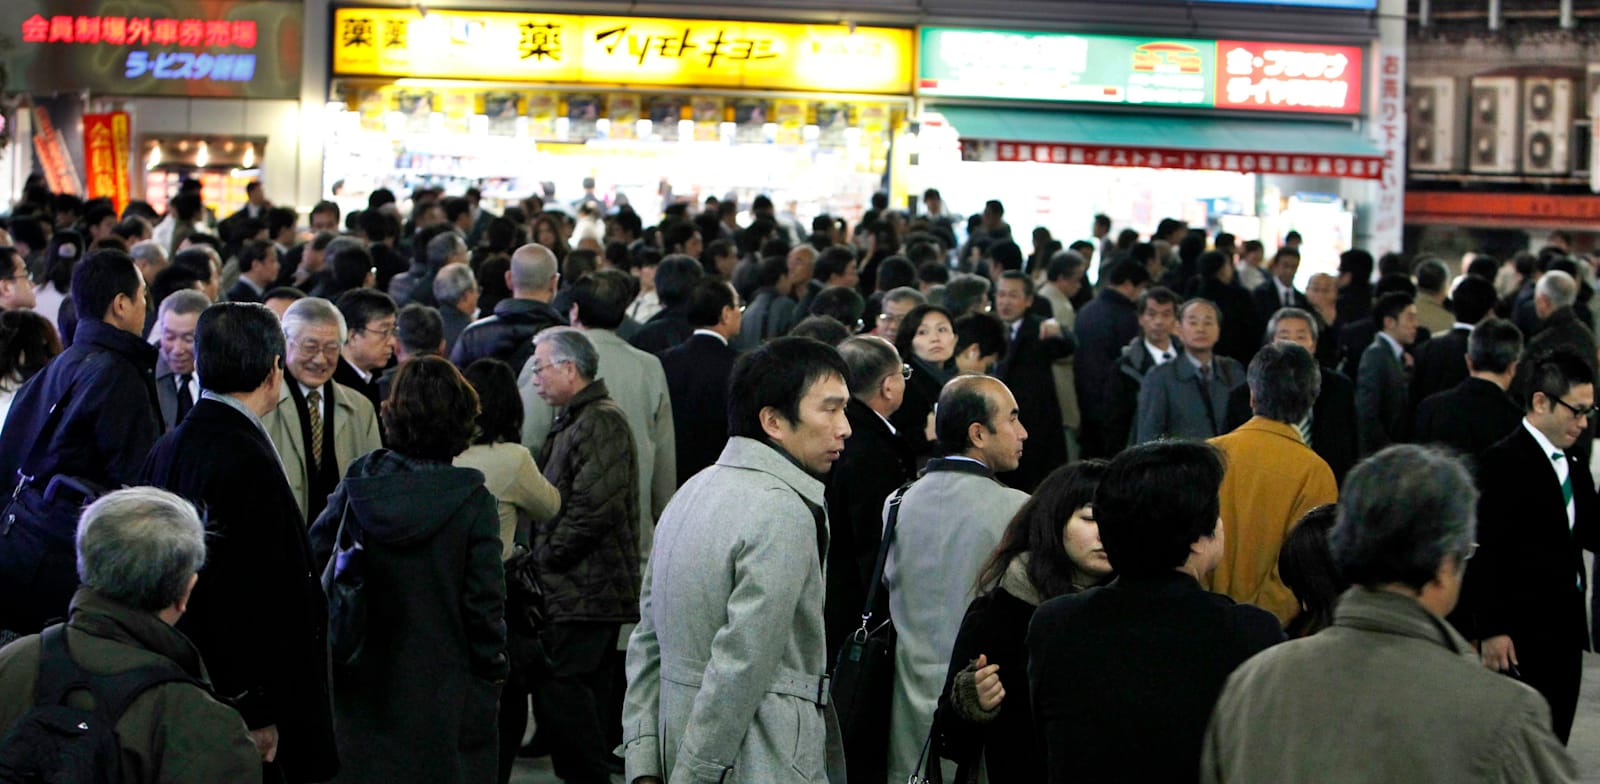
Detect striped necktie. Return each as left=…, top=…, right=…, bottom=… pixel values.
left=1555, top=451, right=1573, bottom=509
left=308, top=389, right=324, bottom=471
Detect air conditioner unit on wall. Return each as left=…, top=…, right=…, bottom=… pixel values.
left=1522, top=77, right=1573, bottom=175
left=1469, top=76, right=1519, bottom=174
left=1408, top=77, right=1457, bottom=173
left=1583, top=65, right=1600, bottom=181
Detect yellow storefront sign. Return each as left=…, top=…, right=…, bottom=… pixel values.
left=331, top=8, right=913, bottom=95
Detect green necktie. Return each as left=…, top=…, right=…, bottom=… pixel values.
left=1555, top=452, right=1573, bottom=507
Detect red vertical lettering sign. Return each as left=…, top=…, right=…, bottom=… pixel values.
left=83, top=113, right=118, bottom=207
left=109, top=112, right=132, bottom=214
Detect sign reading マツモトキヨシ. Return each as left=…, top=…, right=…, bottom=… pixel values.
left=2, top=0, right=302, bottom=98
left=919, top=28, right=1363, bottom=115
left=330, top=8, right=914, bottom=95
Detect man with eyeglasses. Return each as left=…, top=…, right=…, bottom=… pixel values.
left=1453, top=348, right=1600, bottom=745
left=261, top=296, right=382, bottom=525
left=526, top=326, right=641, bottom=784
left=822, top=336, right=916, bottom=660
left=0, top=246, right=36, bottom=311
left=333, top=289, right=398, bottom=413
left=874, top=286, right=926, bottom=340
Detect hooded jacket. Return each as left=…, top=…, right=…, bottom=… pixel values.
left=309, top=449, right=506, bottom=784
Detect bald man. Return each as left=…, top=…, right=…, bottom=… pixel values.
left=450, top=243, right=567, bottom=372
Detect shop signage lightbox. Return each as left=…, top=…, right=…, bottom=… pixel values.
left=919, top=28, right=1363, bottom=115
left=331, top=8, right=914, bottom=95
left=2, top=0, right=302, bottom=98
left=963, top=139, right=1383, bottom=181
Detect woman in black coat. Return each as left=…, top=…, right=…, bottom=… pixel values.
left=310, top=356, right=507, bottom=784
left=890, top=304, right=957, bottom=462
left=933, top=461, right=1114, bottom=783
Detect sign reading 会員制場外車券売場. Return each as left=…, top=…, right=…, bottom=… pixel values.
left=329, top=8, right=914, bottom=96
left=918, top=28, right=1364, bottom=116
left=3, top=0, right=301, bottom=98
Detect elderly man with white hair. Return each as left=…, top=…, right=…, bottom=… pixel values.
left=0, top=487, right=263, bottom=781
left=260, top=297, right=382, bottom=525
left=129, top=239, right=170, bottom=282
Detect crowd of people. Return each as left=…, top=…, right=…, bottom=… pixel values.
left=0, top=174, right=1590, bottom=783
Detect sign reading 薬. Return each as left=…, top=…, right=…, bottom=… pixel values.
left=330, top=8, right=914, bottom=95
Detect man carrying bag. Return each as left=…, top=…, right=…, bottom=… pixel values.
left=0, top=250, right=161, bottom=636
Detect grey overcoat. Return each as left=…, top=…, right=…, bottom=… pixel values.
left=622, top=437, right=845, bottom=783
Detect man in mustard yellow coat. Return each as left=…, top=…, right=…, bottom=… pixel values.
left=1207, top=341, right=1338, bottom=624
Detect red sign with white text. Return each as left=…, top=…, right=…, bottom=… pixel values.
left=1214, top=41, right=1363, bottom=114
left=83, top=112, right=131, bottom=215
left=962, top=138, right=1384, bottom=181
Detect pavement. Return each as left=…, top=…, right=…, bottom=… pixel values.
left=510, top=652, right=1600, bottom=783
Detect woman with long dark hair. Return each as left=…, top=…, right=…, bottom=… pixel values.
left=890, top=304, right=957, bottom=461
left=933, top=461, right=1115, bottom=782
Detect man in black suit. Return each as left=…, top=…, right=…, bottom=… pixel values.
left=1338, top=274, right=1431, bottom=383
left=1250, top=248, right=1309, bottom=325
left=1411, top=275, right=1498, bottom=408
left=141, top=303, right=338, bottom=782
left=628, top=254, right=704, bottom=354
left=1356, top=293, right=1418, bottom=455
left=658, top=279, right=740, bottom=485
left=1335, top=248, right=1374, bottom=326
left=153, top=289, right=209, bottom=431
left=1524, top=269, right=1599, bottom=468
left=823, top=335, right=917, bottom=659
left=1225, top=307, right=1359, bottom=485
left=1455, top=349, right=1600, bottom=744
left=1075, top=259, right=1149, bottom=457
left=1524, top=270, right=1597, bottom=378
left=993, top=271, right=1075, bottom=490
left=227, top=240, right=278, bottom=304
left=332, top=288, right=397, bottom=413
left=1414, top=317, right=1524, bottom=456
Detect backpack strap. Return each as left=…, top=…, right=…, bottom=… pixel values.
left=33, top=624, right=89, bottom=707
left=33, top=623, right=205, bottom=722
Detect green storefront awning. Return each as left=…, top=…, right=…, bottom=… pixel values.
left=933, top=105, right=1385, bottom=180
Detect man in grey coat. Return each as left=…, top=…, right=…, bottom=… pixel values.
left=1203, top=445, right=1575, bottom=782
left=1134, top=298, right=1246, bottom=444
left=885, top=375, right=1031, bottom=782
left=622, top=337, right=852, bottom=783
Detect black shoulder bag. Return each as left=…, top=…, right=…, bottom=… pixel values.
left=830, top=482, right=912, bottom=784
left=321, top=498, right=367, bottom=667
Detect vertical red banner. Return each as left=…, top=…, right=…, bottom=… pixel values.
left=109, top=112, right=132, bottom=215
left=82, top=113, right=126, bottom=212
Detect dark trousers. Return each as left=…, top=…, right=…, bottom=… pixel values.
left=1515, top=638, right=1581, bottom=744
left=530, top=621, right=618, bottom=784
